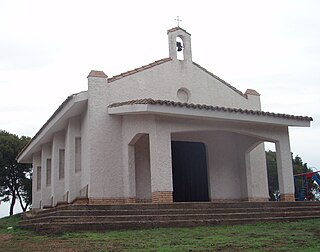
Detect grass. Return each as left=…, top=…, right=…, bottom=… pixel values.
left=1, top=214, right=320, bottom=251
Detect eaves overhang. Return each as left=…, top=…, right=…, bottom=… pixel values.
left=108, top=99, right=312, bottom=127
left=17, top=91, right=88, bottom=163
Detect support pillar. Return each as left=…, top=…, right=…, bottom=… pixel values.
left=149, top=128, right=173, bottom=203
left=245, top=143, right=269, bottom=202
left=276, top=130, right=295, bottom=201
left=52, top=132, right=65, bottom=205
left=65, top=116, right=81, bottom=203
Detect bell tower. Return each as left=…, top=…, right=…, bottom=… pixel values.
left=167, top=27, right=192, bottom=62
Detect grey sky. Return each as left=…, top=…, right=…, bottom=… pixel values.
left=1, top=0, right=320, bottom=216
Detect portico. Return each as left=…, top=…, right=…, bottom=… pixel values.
left=111, top=98, right=310, bottom=203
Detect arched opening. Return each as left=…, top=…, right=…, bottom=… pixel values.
left=171, top=141, right=209, bottom=202
left=176, top=36, right=184, bottom=60
left=265, top=142, right=280, bottom=200
left=134, top=134, right=152, bottom=203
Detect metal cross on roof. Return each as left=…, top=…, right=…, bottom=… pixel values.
left=175, top=16, right=182, bottom=27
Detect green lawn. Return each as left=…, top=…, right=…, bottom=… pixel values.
left=1, top=214, right=320, bottom=251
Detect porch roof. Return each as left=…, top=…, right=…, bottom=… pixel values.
left=108, top=98, right=312, bottom=127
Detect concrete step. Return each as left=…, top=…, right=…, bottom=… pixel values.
left=30, top=201, right=320, bottom=214
left=21, top=211, right=320, bottom=224
left=24, top=203, right=320, bottom=219
left=19, top=201, right=320, bottom=233
left=21, top=206, right=320, bottom=223
left=19, top=210, right=320, bottom=225
left=20, top=215, right=320, bottom=233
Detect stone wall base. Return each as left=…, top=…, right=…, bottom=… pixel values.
left=71, top=197, right=89, bottom=205
left=152, top=191, right=173, bottom=203
left=280, top=193, right=295, bottom=202
left=125, top=198, right=136, bottom=203
left=55, top=201, right=68, bottom=207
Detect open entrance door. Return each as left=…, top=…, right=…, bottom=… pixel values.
left=171, top=141, right=209, bottom=202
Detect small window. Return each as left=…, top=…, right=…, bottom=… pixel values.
left=46, top=159, right=52, bottom=187
left=37, top=166, right=41, bottom=191
left=59, top=149, right=65, bottom=180
left=75, top=137, right=81, bottom=172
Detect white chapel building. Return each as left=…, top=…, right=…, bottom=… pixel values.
left=18, top=27, right=312, bottom=209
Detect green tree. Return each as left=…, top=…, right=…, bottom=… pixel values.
left=0, top=130, right=32, bottom=215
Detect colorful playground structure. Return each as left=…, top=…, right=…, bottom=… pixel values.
left=294, top=171, right=320, bottom=201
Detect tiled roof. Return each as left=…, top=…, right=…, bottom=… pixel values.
left=88, top=70, right=108, bottom=78
left=108, top=58, right=172, bottom=83
left=167, top=27, right=191, bottom=36
left=17, top=91, right=86, bottom=160
left=109, top=98, right=313, bottom=122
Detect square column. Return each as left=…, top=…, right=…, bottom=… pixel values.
left=149, top=128, right=173, bottom=203
left=41, top=143, right=52, bottom=207
left=65, top=116, right=81, bottom=203
left=32, top=153, right=41, bottom=209
left=276, top=131, right=295, bottom=201
left=245, top=143, right=269, bottom=202
left=52, top=132, right=65, bottom=205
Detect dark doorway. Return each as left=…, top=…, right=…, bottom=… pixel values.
left=171, top=141, right=209, bottom=202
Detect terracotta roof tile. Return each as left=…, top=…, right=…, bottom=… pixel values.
left=108, top=58, right=172, bottom=83
left=87, top=70, right=108, bottom=78
left=245, top=89, right=260, bottom=96
left=108, top=98, right=313, bottom=122
left=17, top=91, right=87, bottom=160
left=167, top=27, right=191, bottom=36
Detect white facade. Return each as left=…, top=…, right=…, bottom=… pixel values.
left=18, top=27, right=312, bottom=208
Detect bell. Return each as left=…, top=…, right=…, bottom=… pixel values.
left=176, top=42, right=183, bottom=52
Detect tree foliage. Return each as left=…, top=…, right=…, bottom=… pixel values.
left=0, top=130, right=32, bottom=215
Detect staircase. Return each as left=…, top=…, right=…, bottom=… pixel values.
left=19, top=201, right=320, bottom=233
